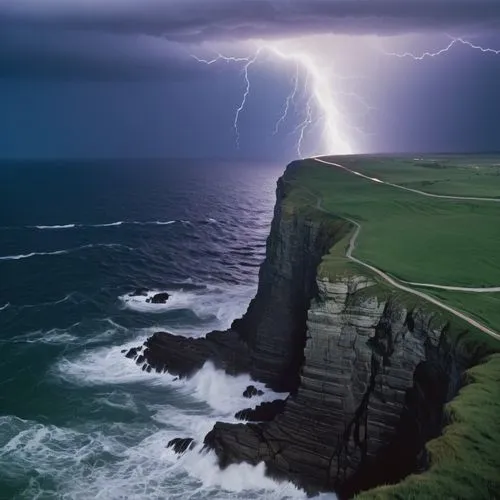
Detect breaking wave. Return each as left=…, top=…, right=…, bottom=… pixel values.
left=29, top=220, right=177, bottom=230
left=0, top=243, right=131, bottom=262
left=119, top=283, right=254, bottom=332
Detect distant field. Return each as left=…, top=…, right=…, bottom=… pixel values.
left=338, top=154, right=500, bottom=198
left=415, top=288, right=500, bottom=334
left=285, top=154, right=500, bottom=330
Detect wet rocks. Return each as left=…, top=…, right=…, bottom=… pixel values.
left=243, top=385, right=263, bottom=398
left=167, top=437, right=195, bottom=454
left=125, top=347, right=138, bottom=359
left=136, top=329, right=251, bottom=379
left=235, top=399, right=286, bottom=422
left=146, top=292, right=170, bottom=304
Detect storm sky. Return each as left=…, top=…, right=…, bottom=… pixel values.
left=1, top=0, right=500, bottom=159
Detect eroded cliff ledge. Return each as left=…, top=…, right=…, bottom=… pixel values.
left=127, top=161, right=500, bottom=498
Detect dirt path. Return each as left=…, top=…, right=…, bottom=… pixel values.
left=300, top=166, right=500, bottom=340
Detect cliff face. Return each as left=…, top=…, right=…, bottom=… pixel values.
left=205, top=275, right=465, bottom=496
left=135, top=165, right=348, bottom=393
left=129, top=162, right=479, bottom=497
left=232, top=172, right=348, bottom=391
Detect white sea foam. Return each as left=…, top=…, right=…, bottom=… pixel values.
left=94, top=221, right=124, bottom=227
left=0, top=414, right=319, bottom=500
left=7, top=318, right=125, bottom=347
left=0, top=249, right=68, bottom=260
left=0, top=303, right=10, bottom=312
left=97, top=391, right=140, bottom=414
left=178, top=362, right=288, bottom=415
left=0, top=243, right=130, bottom=261
left=48, top=348, right=299, bottom=499
left=54, top=339, right=170, bottom=386
left=119, top=283, right=254, bottom=332
left=27, top=330, right=79, bottom=345
left=30, top=220, right=177, bottom=230
left=34, top=224, right=76, bottom=229
left=43, top=278, right=331, bottom=498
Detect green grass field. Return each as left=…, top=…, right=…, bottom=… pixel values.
left=284, top=155, right=500, bottom=499
left=338, top=155, right=500, bottom=197
left=284, top=155, right=500, bottom=331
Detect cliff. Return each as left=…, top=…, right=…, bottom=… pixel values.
left=127, top=160, right=500, bottom=498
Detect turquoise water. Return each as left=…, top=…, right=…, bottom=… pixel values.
left=0, top=159, right=332, bottom=499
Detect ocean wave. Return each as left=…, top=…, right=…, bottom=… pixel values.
left=119, top=283, right=254, bottom=332
left=0, top=303, right=10, bottom=312
left=0, top=412, right=316, bottom=500
left=16, top=293, right=77, bottom=310
left=35, top=224, right=76, bottom=229
left=7, top=318, right=127, bottom=347
left=93, top=221, right=124, bottom=227
left=0, top=243, right=131, bottom=262
left=29, top=220, right=177, bottom=230
left=49, top=347, right=303, bottom=499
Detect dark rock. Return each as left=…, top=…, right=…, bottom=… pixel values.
left=125, top=347, right=138, bottom=359
left=146, top=365, right=152, bottom=373
left=133, top=329, right=251, bottom=380
left=235, top=399, right=286, bottom=422
left=131, top=287, right=149, bottom=297
left=121, top=349, right=127, bottom=353
left=135, top=354, right=145, bottom=365
left=243, top=385, right=264, bottom=398
left=146, top=292, right=170, bottom=304
left=167, top=437, right=195, bottom=454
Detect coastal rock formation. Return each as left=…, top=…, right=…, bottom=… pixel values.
left=167, top=437, right=195, bottom=454
left=204, top=276, right=465, bottom=496
left=243, top=385, right=264, bottom=398
left=126, top=161, right=478, bottom=497
left=235, top=399, right=286, bottom=422
left=131, top=165, right=348, bottom=392
left=147, top=292, right=170, bottom=304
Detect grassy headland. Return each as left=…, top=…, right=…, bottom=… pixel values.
left=283, top=155, right=500, bottom=499
left=284, top=155, right=500, bottom=332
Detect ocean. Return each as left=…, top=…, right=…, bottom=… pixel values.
left=0, top=159, right=330, bottom=500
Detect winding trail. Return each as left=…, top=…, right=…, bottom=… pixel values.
left=307, top=157, right=500, bottom=340
left=314, top=157, right=500, bottom=203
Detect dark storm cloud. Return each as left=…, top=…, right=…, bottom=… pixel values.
left=1, top=0, right=500, bottom=79
left=0, top=26, right=208, bottom=80
left=3, top=0, right=500, bottom=38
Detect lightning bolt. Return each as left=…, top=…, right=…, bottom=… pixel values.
left=192, top=42, right=355, bottom=157
left=273, top=62, right=300, bottom=135
left=384, top=37, right=500, bottom=60
left=192, top=50, right=262, bottom=148
left=292, top=73, right=314, bottom=158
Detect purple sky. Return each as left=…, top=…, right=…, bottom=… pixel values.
left=1, top=0, right=500, bottom=158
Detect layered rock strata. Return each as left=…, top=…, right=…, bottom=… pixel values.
left=205, top=276, right=467, bottom=497
left=127, top=162, right=474, bottom=497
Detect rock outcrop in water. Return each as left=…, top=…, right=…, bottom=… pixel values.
left=127, top=161, right=481, bottom=497
left=147, top=292, right=170, bottom=304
